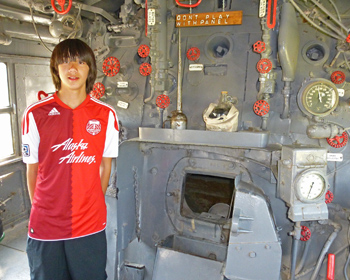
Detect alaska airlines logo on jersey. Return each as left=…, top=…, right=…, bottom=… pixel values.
left=51, top=138, right=96, bottom=164
left=86, top=119, right=101, bottom=135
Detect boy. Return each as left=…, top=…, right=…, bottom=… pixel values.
left=22, top=39, right=119, bottom=280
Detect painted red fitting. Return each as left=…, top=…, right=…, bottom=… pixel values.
left=327, top=254, right=335, bottom=280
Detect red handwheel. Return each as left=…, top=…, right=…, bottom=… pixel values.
left=90, top=82, right=105, bottom=99
left=156, top=94, right=170, bottom=109
left=325, top=190, right=334, bottom=204
left=331, top=71, right=345, bottom=84
left=51, top=0, right=72, bottom=15
left=253, top=100, right=270, bottom=116
left=257, top=58, right=272, bottom=73
left=103, top=57, right=120, bottom=77
left=253, top=41, right=266, bottom=53
left=138, top=45, right=150, bottom=58
left=186, top=47, right=200, bottom=61
left=327, top=132, right=348, bottom=148
left=139, top=63, right=152, bottom=76
left=300, top=226, right=311, bottom=241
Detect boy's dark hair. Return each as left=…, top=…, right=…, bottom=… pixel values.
left=50, top=39, right=97, bottom=94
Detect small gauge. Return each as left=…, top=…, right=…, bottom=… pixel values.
left=297, top=78, right=339, bottom=117
left=294, top=170, right=327, bottom=203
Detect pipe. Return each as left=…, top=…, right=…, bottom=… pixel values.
left=0, top=18, right=59, bottom=44
left=310, top=220, right=341, bottom=280
left=0, top=3, right=52, bottom=26
left=344, top=246, right=350, bottom=280
left=177, top=28, right=183, bottom=113
left=289, top=0, right=344, bottom=40
left=295, top=236, right=312, bottom=274
left=290, top=222, right=302, bottom=280
left=310, top=0, right=349, bottom=33
left=281, top=81, right=291, bottom=119
left=0, top=32, right=11, bottom=45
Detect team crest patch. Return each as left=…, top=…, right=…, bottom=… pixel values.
left=22, top=144, right=30, bottom=157
left=86, top=119, right=101, bottom=135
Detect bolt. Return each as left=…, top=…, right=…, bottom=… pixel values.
left=249, top=252, right=256, bottom=258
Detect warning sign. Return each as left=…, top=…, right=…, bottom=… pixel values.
left=176, top=11, right=243, bottom=28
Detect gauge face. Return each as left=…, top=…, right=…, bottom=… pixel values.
left=298, top=79, right=339, bottom=117
left=295, top=171, right=326, bottom=202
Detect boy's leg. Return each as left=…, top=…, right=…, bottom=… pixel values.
left=64, top=230, right=107, bottom=280
left=26, top=237, right=71, bottom=280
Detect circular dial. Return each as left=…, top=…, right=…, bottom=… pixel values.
left=295, top=171, right=327, bottom=202
left=298, top=79, right=339, bottom=117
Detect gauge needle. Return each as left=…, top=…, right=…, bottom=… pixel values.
left=307, top=182, right=314, bottom=199
left=317, top=88, right=322, bottom=103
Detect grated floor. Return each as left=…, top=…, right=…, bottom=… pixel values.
left=0, top=220, right=30, bottom=280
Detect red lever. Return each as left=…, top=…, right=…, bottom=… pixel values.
left=327, top=254, right=335, bottom=280
left=175, top=0, right=202, bottom=8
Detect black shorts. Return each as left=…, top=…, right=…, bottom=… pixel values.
left=27, top=230, right=107, bottom=280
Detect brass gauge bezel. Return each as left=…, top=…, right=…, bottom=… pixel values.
left=297, top=78, right=339, bottom=117
left=294, top=169, right=327, bottom=203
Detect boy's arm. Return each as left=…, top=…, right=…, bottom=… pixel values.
left=100, top=157, right=113, bottom=195
left=26, top=163, right=39, bottom=203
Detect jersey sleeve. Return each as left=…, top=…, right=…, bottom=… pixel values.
left=103, top=110, right=119, bottom=158
left=22, top=112, right=40, bottom=163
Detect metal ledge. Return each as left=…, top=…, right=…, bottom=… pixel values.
left=139, top=127, right=269, bottom=148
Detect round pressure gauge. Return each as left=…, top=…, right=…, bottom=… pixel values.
left=297, top=78, right=339, bottom=117
left=294, top=170, right=327, bottom=203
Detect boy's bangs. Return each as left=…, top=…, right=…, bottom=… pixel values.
left=56, top=43, right=90, bottom=65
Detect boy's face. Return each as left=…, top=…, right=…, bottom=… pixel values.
left=58, top=58, right=89, bottom=93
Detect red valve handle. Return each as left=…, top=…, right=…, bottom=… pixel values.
left=300, top=226, right=311, bottom=241
left=327, top=132, right=348, bottom=148
left=51, top=0, right=72, bottom=15
left=331, top=71, right=346, bottom=84
left=325, top=190, right=334, bottom=204
left=90, top=82, right=105, bottom=99
left=102, top=57, right=120, bottom=77
left=139, top=63, right=152, bottom=76
left=175, top=0, right=202, bottom=8
left=37, top=91, right=49, bottom=101
left=138, top=45, right=150, bottom=58
left=253, top=41, right=266, bottom=54
left=186, top=47, right=200, bottom=61
left=257, top=58, right=272, bottom=74
left=156, top=94, right=170, bottom=109
left=253, top=100, right=270, bottom=116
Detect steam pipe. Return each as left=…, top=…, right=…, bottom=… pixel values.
left=0, top=3, right=52, bottom=25
left=310, top=0, right=349, bottom=33
left=281, top=81, right=291, bottom=119
left=290, top=222, right=302, bottom=280
left=0, top=18, right=59, bottom=44
left=177, top=28, right=183, bottom=113
left=0, top=32, right=11, bottom=45
left=310, top=220, right=341, bottom=280
left=295, top=236, right=312, bottom=274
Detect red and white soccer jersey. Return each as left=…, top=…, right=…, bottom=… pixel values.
left=22, top=92, right=119, bottom=241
